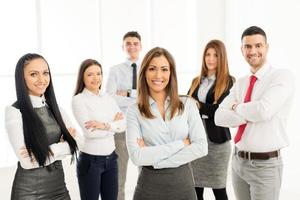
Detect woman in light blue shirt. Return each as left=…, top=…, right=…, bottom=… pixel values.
left=126, top=47, right=208, bottom=200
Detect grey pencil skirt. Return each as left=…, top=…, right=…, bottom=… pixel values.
left=11, top=161, right=71, bottom=200
left=133, top=164, right=196, bottom=200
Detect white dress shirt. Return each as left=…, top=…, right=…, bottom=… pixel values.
left=215, top=63, right=295, bottom=152
left=5, top=95, right=82, bottom=169
left=106, top=59, right=140, bottom=113
left=72, top=88, right=126, bottom=155
left=126, top=96, right=208, bottom=169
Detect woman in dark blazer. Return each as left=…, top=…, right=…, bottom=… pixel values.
left=188, top=40, right=234, bottom=200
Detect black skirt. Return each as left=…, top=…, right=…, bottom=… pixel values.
left=133, top=164, right=196, bottom=200
left=11, top=161, right=70, bottom=200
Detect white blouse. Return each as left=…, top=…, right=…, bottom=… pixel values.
left=72, top=88, right=126, bottom=156
left=5, top=95, right=83, bottom=169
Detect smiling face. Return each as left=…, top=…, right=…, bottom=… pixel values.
left=241, top=34, right=269, bottom=72
left=146, top=55, right=171, bottom=96
left=83, top=64, right=102, bottom=94
left=24, top=58, right=50, bottom=97
left=122, top=36, right=142, bottom=61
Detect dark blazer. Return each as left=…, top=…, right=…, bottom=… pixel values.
left=190, top=77, right=234, bottom=143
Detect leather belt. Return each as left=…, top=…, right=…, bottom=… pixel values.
left=237, top=150, right=280, bottom=160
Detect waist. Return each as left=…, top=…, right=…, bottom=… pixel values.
left=235, top=148, right=280, bottom=160
left=143, top=163, right=189, bottom=171
left=79, top=151, right=117, bottom=161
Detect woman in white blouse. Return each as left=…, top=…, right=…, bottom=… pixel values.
left=5, top=53, right=80, bottom=200
left=126, top=47, right=208, bottom=200
left=72, top=59, right=125, bottom=200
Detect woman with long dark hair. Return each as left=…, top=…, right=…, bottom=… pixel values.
left=5, top=53, right=80, bottom=200
left=72, top=59, right=125, bottom=200
left=126, top=47, right=208, bottom=200
left=188, top=40, right=234, bottom=200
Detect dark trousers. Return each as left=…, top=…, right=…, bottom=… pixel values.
left=195, top=187, right=228, bottom=200
left=77, top=151, right=118, bottom=200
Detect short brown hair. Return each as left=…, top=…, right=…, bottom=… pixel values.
left=123, top=31, right=141, bottom=41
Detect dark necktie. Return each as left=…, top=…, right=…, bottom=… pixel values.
left=234, top=75, right=257, bottom=143
left=131, top=63, right=137, bottom=89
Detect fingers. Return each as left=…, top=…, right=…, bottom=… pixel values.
left=85, top=120, right=97, bottom=129
left=137, top=138, right=145, bottom=147
left=113, top=112, right=124, bottom=121
left=19, top=146, right=36, bottom=162
left=67, top=127, right=76, bottom=138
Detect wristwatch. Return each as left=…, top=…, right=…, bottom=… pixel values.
left=127, top=89, right=131, bottom=97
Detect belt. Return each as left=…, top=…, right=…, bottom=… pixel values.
left=237, top=150, right=280, bottom=160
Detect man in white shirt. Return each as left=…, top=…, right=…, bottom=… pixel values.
left=215, top=26, right=294, bottom=200
left=106, top=31, right=142, bottom=200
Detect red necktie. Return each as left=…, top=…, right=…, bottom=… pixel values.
left=234, top=75, right=257, bottom=143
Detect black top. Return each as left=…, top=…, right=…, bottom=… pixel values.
left=189, top=77, right=234, bottom=143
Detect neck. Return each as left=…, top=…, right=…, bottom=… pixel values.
left=250, top=64, right=264, bottom=74
left=207, top=70, right=216, bottom=77
left=129, top=57, right=138, bottom=63
left=87, top=88, right=99, bottom=95
left=150, top=91, right=167, bottom=104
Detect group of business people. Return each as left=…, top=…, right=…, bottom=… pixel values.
left=5, top=25, right=294, bottom=200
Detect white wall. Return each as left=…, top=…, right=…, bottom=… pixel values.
left=0, top=0, right=299, bottom=199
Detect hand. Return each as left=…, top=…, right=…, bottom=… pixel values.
left=20, top=146, right=36, bottom=162
left=85, top=120, right=110, bottom=131
left=113, top=112, right=124, bottom=121
left=68, top=127, right=76, bottom=138
left=137, top=138, right=146, bottom=147
left=117, top=90, right=128, bottom=97
left=183, top=138, right=191, bottom=146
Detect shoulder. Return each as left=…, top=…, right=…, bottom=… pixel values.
left=179, top=95, right=199, bottom=108
left=109, top=62, right=126, bottom=72
left=5, top=105, right=22, bottom=122
left=72, top=93, right=87, bottom=107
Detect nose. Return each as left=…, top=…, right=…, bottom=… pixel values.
left=154, top=69, right=162, bottom=78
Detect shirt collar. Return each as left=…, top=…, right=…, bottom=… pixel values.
left=82, top=88, right=103, bottom=97
left=149, top=96, right=171, bottom=106
left=250, top=62, right=270, bottom=80
left=29, top=95, right=46, bottom=108
left=125, top=58, right=140, bottom=68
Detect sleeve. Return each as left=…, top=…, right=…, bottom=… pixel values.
left=126, top=105, right=185, bottom=166
left=199, top=82, right=232, bottom=118
left=5, top=106, right=70, bottom=169
left=153, top=98, right=208, bottom=169
left=59, top=106, right=84, bottom=150
left=105, top=66, right=136, bottom=108
left=106, top=96, right=126, bottom=133
left=235, top=70, right=295, bottom=122
left=215, top=82, right=247, bottom=127
left=72, top=95, right=114, bottom=139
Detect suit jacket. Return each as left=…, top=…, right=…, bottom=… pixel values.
left=190, top=77, right=234, bottom=143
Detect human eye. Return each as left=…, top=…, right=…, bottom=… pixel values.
left=148, top=66, right=155, bottom=71
left=162, top=68, right=169, bottom=72
left=30, top=72, right=38, bottom=77
left=43, top=71, right=50, bottom=76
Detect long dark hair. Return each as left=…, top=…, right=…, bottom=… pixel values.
left=15, top=53, right=77, bottom=166
left=74, top=59, right=102, bottom=96
left=138, top=47, right=183, bottom=119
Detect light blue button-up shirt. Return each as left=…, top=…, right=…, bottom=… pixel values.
left=126, top=96, right=208, bottom=169
left=106, top=59, right=141, bottom=113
